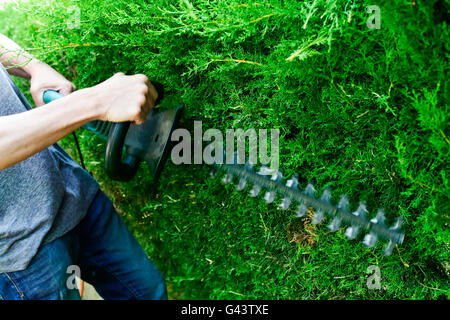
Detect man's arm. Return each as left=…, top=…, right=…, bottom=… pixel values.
left=0, top=34, right=157, bottom=171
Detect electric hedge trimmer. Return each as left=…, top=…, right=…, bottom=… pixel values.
left=43, top=85, right=405, bottom=256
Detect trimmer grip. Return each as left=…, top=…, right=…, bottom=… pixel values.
left=43, top=90, right=64, bottom=103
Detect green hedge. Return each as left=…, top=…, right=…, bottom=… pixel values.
left=1, top=0, right=448, bottom=299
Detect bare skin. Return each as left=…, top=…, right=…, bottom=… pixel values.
left=0, top=34, right=158, bottom=170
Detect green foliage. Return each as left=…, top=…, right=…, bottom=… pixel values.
left=1, top=0, right=448, bottom=299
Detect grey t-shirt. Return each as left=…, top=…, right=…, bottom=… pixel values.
left=0, top=64, right=99, bottom=273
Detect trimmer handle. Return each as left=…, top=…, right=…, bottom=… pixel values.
left=42, top=81, right=165, bottom=182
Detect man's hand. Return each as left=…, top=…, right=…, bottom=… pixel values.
left=28, top=60, right=76, bottom=107
left=89, top=72, right=158, bottom=125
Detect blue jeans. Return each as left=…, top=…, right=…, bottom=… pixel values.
left=0, top=191, right=167, bottom=300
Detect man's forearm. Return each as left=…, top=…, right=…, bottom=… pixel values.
left=0, top=33, right=39, bottom=78
left=0, top=88, right=101, bottom=170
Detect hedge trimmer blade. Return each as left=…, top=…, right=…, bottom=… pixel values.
left=210, top=152, right=405, bottom=256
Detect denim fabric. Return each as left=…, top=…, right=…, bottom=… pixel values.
left=0, top=191, right=167, bottom=300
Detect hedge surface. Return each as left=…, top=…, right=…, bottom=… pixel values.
left=1, top=0, right=448, bottom=299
